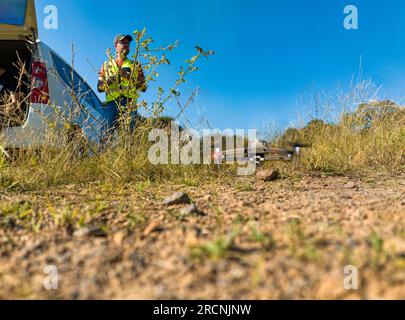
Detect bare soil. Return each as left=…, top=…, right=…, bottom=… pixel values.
left=0, top=172, right=404, bottom=299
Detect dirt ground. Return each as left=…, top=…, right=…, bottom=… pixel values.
left=0, top=172, right=404, bottom=299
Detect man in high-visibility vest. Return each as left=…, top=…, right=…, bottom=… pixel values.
left=98, top=34, right=146, bottom=135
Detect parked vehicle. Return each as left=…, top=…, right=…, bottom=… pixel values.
left=0, top=0, right=108, bottom=151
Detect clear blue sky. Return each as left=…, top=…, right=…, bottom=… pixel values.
left=34, top=0, right=405, bottom=131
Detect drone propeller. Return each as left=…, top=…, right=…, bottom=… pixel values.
left=287, top=142, right=311, bottom=148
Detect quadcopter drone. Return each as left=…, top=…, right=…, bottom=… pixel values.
left=218, top=141, right=310, bottom=166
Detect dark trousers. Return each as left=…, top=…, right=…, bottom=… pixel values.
left=104, top=97, right=137, bottom=135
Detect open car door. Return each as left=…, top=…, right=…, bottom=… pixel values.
left=0, top=0, right=38, bottom=41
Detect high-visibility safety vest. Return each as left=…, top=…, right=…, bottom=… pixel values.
left=103, top=58, right=140, bottom=103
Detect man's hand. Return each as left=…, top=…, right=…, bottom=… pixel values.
left=97, top=79, right=106, bottom=93
left=119, top=68, right=131, bottom=80
left=107, top=76, right=118, bottom=84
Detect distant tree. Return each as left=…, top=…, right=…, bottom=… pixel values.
left=344, top=100, right=403, bottom=130
left=277, top=127, right=301, bottom=146
left=276, top=119, right=335, bottom=147
left=301, top=119, right=334, bottom=143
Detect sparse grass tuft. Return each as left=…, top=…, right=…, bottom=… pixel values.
left=368, top=231, right=387, bottom=270
left=249, top=224, right=276, bottom=251
left=286, top=219, right=322, bottom=262
left=190, top=227, right=240, bottom=262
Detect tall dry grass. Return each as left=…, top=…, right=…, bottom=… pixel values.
left=0, top=114, right=231, bottom=191
left=278, top=79, right=405, bottom=174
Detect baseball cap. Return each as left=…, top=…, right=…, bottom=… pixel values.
left=114, top=34, right=133, bottom=45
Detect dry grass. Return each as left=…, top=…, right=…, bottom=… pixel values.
left=278, top=98, right=405, bottom=174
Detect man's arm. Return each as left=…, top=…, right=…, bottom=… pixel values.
left=136, top=63, right=147, bottom=92
left=97, top=64, right=106, bottom=93
left=97, top=63, right=117, bottom=93
left=122, top=63, right=147, bottom=92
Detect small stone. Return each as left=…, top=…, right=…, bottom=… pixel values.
left=162, top=192, right=192, bottom=206
left=256, top=169, right=279, bottom=181
left=228, top=267, right=246, bottom=280
left=343, top=181, right=356, bottom=189
left=202, top=194, right=212, bottom=202
left=180, top=204, right=204, bottom=217
left=73, top=228, right=90, bottom=238
left=143, top=221, right=162, bottom=237
left=73, top=226, right=107, bottom=238
left=113, top=231, right=126, bottom=246
left=185, top=232, right=199, bottom=246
